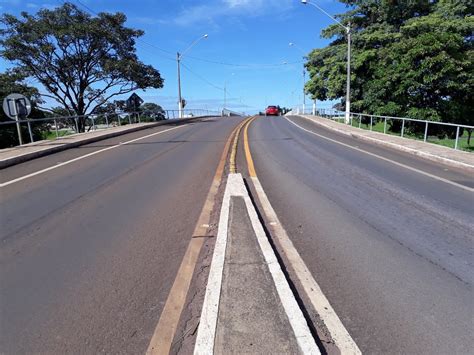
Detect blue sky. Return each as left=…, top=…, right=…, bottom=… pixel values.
left=0, top=0, right=349, bottom=113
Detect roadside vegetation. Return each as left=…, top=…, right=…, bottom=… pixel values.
left=305, top=1, right=473, bottom=149
left=0, top=2, right=164, bottom=147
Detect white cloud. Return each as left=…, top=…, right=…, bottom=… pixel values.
left=223, top=0, right=253, bottom=8
left=131, top=16, right=167, bottom=25
left=171, top=0, right=293, bottom=27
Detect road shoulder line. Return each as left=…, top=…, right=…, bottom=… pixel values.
left=285, top=116, right=474, bottom=193
left=297, top=114, right=474, bottom=172
left=0, top=125, right=188, bottom=188
left=0, top=117, right=215, bottom=169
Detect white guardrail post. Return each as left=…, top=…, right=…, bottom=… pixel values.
left=54, top=119, right=59, bottom=138
left=424, top=121, right=428, bottom=142
left=454, top=126, right=460, bottom=150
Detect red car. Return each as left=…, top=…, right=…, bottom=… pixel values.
left=265, top=105, right=279, bottom=116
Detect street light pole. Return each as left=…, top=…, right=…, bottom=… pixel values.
left=303, top=68, right=306, bottom=113
left=176, top=34, right=208, bottom=118
left=301, top=0, right=351, bottom=124
left=289, top=42, right=307, bottom=114
left=345, top=25, right=351, bottom=125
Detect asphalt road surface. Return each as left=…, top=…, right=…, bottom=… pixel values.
left=1, top=113, right=473, bottom=354
left=0, top=116, right=244, bottom=354
left=244, top=115, right=473, bottom=354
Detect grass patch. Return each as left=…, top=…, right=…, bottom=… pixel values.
left=327, top=116, right=474, bottom=152
left=41, top=129, right=74, bottom=140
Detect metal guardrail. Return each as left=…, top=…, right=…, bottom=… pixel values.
left=290, top=107, right=473, bottom=151
left=0, top=109, right=220, bottom=146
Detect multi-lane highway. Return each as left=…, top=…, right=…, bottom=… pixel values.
left=1, top=114, right=473, bottom=354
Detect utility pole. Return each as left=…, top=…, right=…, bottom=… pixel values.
left=177, top=52, right=182, bottom=119
left=224, top=81, right=227, bottom=111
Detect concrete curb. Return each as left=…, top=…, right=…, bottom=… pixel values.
left=296, top=115, right=474, bottom=172
left=0, top=116, right=212, bottom=169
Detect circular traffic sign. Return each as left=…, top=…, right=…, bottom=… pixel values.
left=2, top=93, right=32, bottom=120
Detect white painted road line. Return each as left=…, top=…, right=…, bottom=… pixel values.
left=194, top=173, right=319, bottom=354
left=251, top=176, right=362, bottom=355
left=242, top=175, right=320, bottom=355
left=194, top=174, right=242, bottom=354
left=284, top=116, right=474, bottom=193
left=0, top=125, right=188, bottom=188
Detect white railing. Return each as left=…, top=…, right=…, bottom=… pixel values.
left=289, top=107, right=473, bottom=151
left=0, top=109, right=221, bottom=148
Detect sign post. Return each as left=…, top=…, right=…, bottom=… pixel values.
left=12, top=99, right=23, bottom=146
left=3, top=93, right=32, bottom=145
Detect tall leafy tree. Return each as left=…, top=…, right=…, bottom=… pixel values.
left=0, top=2, right=164, bottom=132
left=305, top=0, right=473, bottom=131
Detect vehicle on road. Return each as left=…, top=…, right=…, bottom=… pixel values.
left=265, top=105, right=280, bottom=116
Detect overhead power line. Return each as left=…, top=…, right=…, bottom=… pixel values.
left=70, top=0, right=306, bottom=69
left=180, top=62, right=258, bottom=110
left=73, top=0, right=175, bottom=61
left=185, top=55, right=305, bottom=68
left=180, top=62, right=224, bottom=92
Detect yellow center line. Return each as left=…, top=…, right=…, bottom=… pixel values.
left=230, top=116, right=255, bottom=173
left=243, top=116, right=258, bottom=177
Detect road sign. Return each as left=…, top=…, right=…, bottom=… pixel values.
left=2, top=93, right=32, bottom=120
left=126, top=93, right=144, bottom=111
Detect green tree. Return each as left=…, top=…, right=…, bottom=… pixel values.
left=0, top=3, right=164, bottom=132
left=140, top=102, right=166, bottom=120
left=305, top=0, right=473, bottom=136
